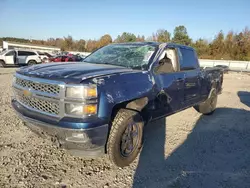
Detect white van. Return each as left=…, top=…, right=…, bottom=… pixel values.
left=0, top=49, right=42, bottom=67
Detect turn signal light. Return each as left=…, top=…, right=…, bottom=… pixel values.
left=83, top=104, right=97, bottom=115
left=86, top=88, right=97, bottom=98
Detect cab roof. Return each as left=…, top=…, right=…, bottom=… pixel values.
left=110, top=42, right=194, bottom=50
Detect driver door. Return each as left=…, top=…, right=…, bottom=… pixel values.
left=4, top=50, right=15, bottom=65
left=151, top=46, right=185, bottom=119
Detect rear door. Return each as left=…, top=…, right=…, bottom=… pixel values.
left=17, top=51, right=28, bottom=64
left=178, top=47, right=201, bottom=107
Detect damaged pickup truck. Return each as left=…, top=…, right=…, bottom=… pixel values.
left=12, top=42, right=223, bottom=167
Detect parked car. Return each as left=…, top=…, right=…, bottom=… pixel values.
left=44, top=52, right=53, bottom=58
left=64, top=56, right=74, bottom=62
left=49, top=55, right=83, bottom=62
left=49, top=55, right=68, bottom=62
left=37, top=51, right=50, bottom=63
left=11, top=42, right=223, bottom=167
left=74, top=55, right=85, bottom=61
left=0, top=49, right=42, bottom=67
left=65, top=55, right=84, bottom=62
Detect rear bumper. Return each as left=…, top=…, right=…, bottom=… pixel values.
left=12, top=99, right=109, bottom=158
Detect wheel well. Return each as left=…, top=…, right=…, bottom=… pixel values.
left=0, top=59, right=5, bottom=64
left=105, top=98, right=148, bottom=153
left=28, top=60, right=36, bottom=63
left=110, top=97, right=148, bottom=122
left=105, top=102, right=127, bottom=154
left=109, top=102, right=128, bottom=125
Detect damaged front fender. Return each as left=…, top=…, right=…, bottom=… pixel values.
left=95, top=71, right=155, bottom=121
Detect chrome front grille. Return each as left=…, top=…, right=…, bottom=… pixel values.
left=15, top=77, right=60, bottom=95
left=15, top=90, right=60, bottom=115
left=13, top=74, right=63, bottom=117
left=13, top=73, right=96, bottom=118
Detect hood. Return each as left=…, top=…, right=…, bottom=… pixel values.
left=16, top=62, right=134, bottom=83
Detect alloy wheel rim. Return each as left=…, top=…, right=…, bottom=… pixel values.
left=120, top=121, right=139, bottom=157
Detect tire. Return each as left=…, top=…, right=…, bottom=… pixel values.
left=194, top=89, right=218, bottom=115
left=27, top=60, right=37, bottom=66
left=107, top=109, right=144, bottom=167
left=0, top=60, right=5, bottom=68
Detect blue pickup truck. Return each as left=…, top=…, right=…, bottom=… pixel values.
left=11, top=42, right=223, bottom=167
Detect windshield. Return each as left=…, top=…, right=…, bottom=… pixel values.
left=0, top=49, right=7, bottom=55
left=83, top=44, right=156, bottom=69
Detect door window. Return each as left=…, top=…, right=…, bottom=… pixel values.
left=166, top=48, right=178, bottom=71
left=26, top=51, right=36, bottom=55
left=5, top=51, right=15, bottom=56
left=155, top=48, right=178, bottom=74
left=18, top=51, right=36, bottom=56
left=179, top=48, right=199, bottom=71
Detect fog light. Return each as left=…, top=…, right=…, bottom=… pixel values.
left=66, top=132, right=88, bottom=143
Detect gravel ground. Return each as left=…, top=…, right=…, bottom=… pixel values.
left=0, top=68, right=250, bottom=188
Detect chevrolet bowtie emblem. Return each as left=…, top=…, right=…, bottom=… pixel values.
left=23, top=90, right=32, bottom=97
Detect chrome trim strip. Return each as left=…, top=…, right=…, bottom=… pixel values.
left=15, top=73, right=65, bottom=85
left=16, top=99, right=59, bottom=118
left=14, top=73, right=97, bottom=101
left=13, top=87, right=60, bottom=102
left=59, top=84, right=66, bottom=117
left=64, top=113, right=97, bottom=119
left=13, top=84, right=60, bottom=99
left=13, top=73, right=98, bottom=119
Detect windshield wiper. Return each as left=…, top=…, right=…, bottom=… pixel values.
left=103, top=62, right=128, bottom=68
left=130, top=63, right=147, bottom=70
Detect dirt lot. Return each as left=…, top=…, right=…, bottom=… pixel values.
left=0, top=68, right=250, bottom=188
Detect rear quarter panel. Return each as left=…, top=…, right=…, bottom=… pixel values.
left=200, top=68, right=223, bottom=99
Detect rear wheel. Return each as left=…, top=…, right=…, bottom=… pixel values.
left=27, top=60, right=37, bottom=66
left=194, top=89, right=218, bottom=115
left=107, top=109, right=144, bottom=167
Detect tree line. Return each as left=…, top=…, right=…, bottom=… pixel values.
left=1, top=25, right=250, bottom=60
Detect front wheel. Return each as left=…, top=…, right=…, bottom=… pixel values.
left=27, top=60, right=37, bottom=66
left=0, top=60, right=5, bottom=68
left=107, top=109, right=144, bottom=167
left=194, top=89, right=218, bottom=115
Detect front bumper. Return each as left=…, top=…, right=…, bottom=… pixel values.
left=12, top=99, right=109, bottom=158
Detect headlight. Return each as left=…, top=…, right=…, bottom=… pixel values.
left=65, top=85, right=97, bottom=99
left=65, top=103, right=97, bottom=116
